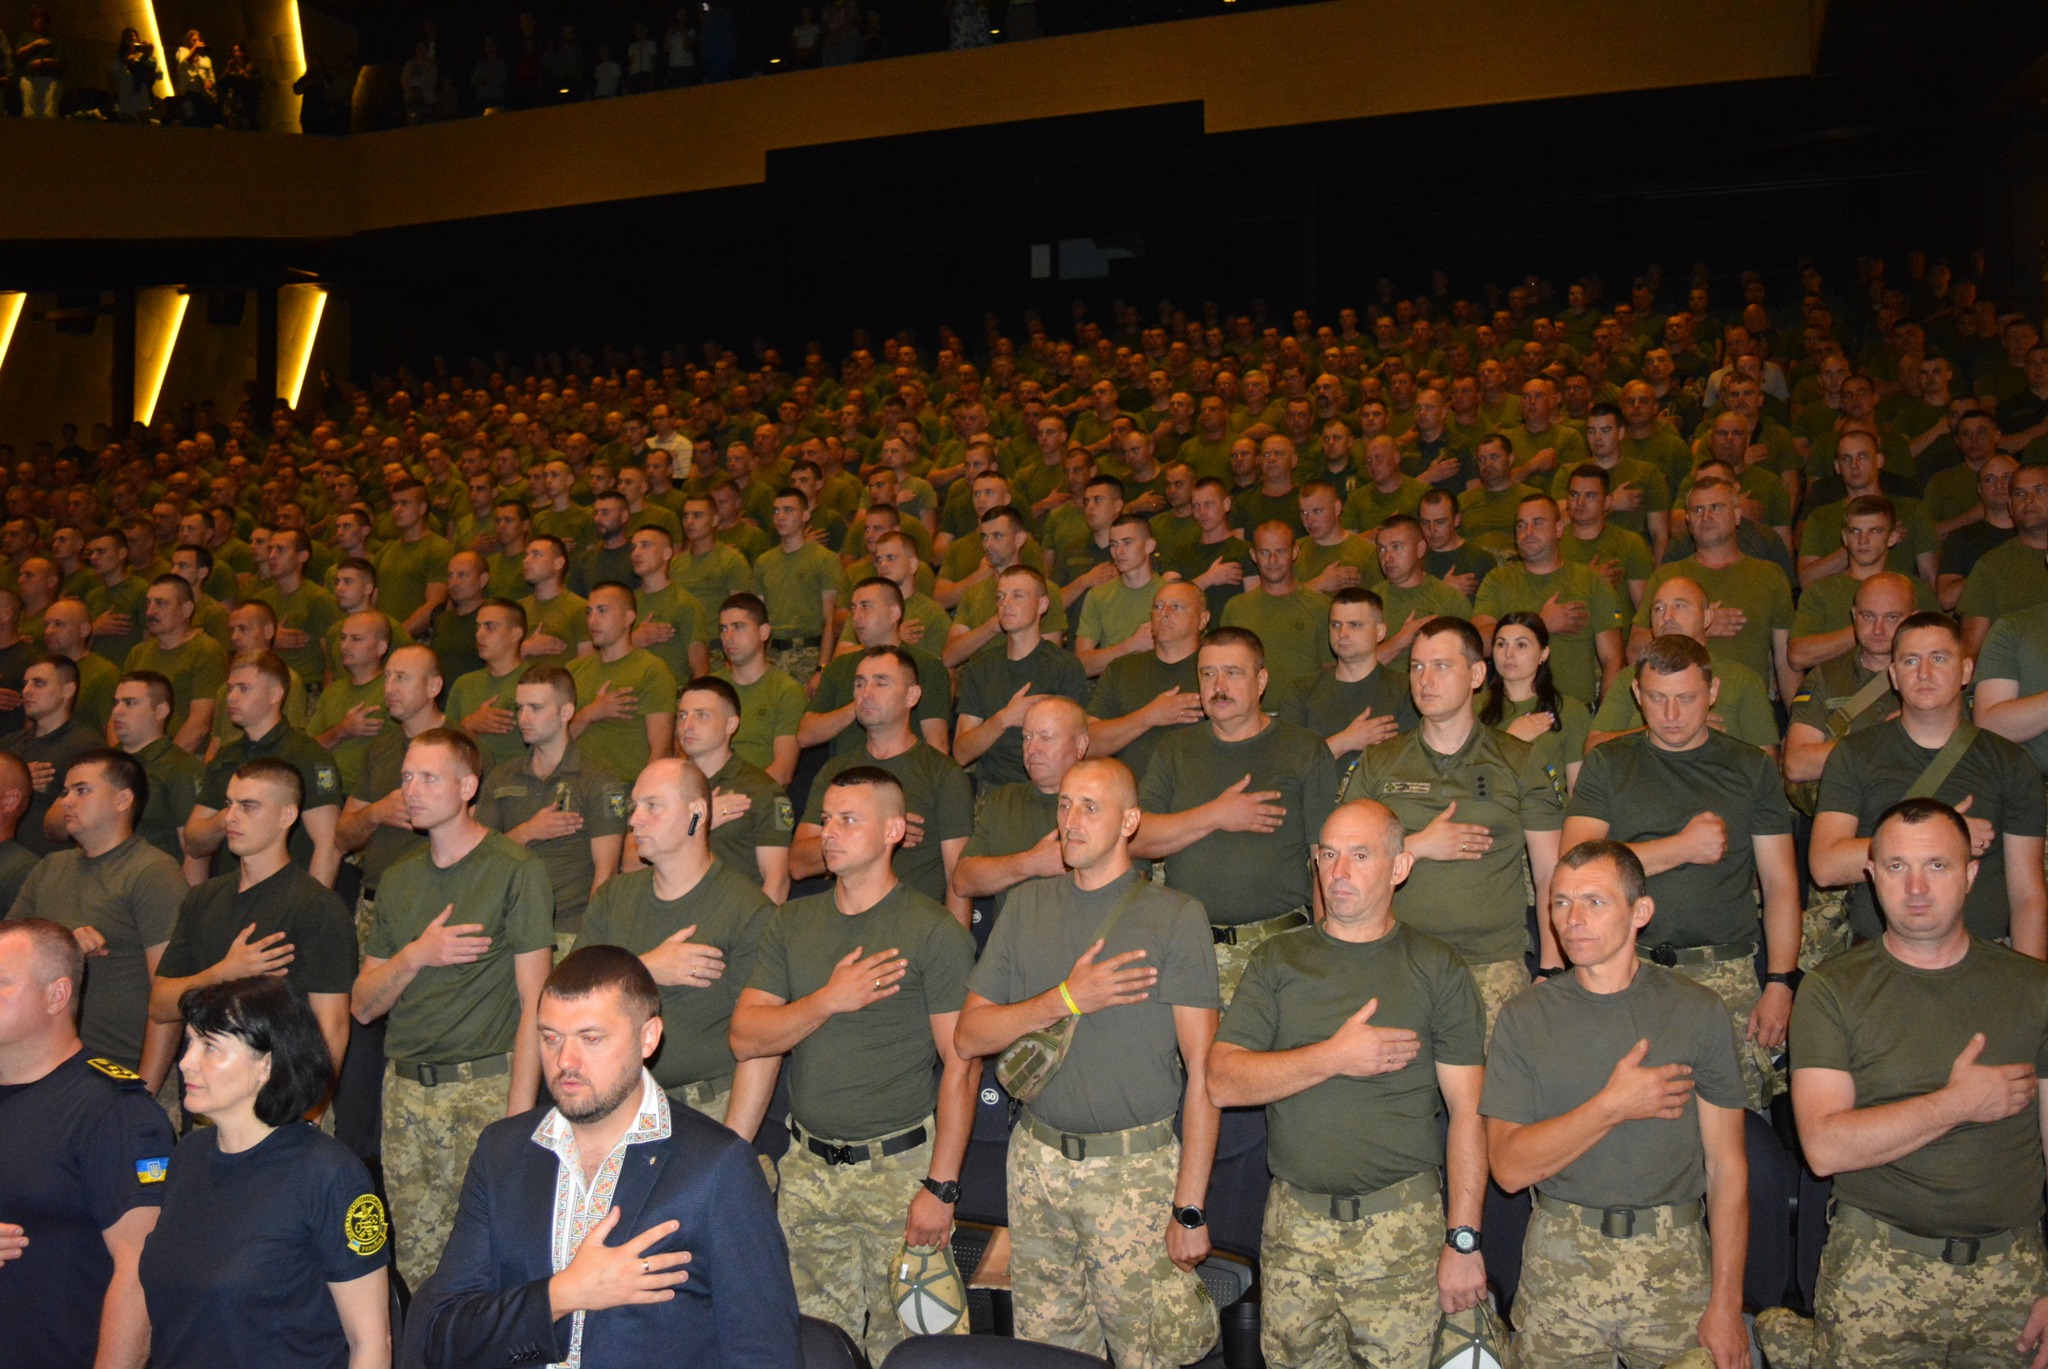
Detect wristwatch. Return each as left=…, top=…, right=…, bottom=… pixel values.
left=922, top=1176, right=961, bottom=1205
left=1763, top=970, right=1803, bottom=992
left=1445, top=1226, right=1483, bottom=1255
left=1172, top=1203, right=1207, bottom=1230
left=1533, top=966, right=1568, bottom=981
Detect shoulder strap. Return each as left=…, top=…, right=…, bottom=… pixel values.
left=1090, top=875, right=1149, bottom=946
left=1906, top=722, right=1980, bottom=801
left=1824, top=669, right=1894, bottom=740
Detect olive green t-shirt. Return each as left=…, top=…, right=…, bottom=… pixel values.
left=1569, top=731, right=1793, bottom=947
left=1085, top=649, right=1202, bottom=783
left=1792, top=938, right=2048, bottom=1238
left=306, top=673, right=386, bottom=795
left=1483, top=964, right=1744, bottom=1208
left=444, top=665, right=528, bottom=772
left=1457, top=482, right=1541, bottom=553
left=67, top=652, right=119, bottom=738
left=1344, top=725, right=1565, bottom=965
left=634, top=582, right=709, bottom=686
left=1634, top=557, right=1793, bottom=693
left=1797, top=497, right=1938, bottom=579
left=349, top=725, right=429, bottom=890
left=567, top=648, right=678, bottom=782
left=1791, top=572, right=1940, bottom=645
left=1220, top=922, right=1484, bottom=1195
left=1218, top=585, right=1334, bottom=695
left=801, top=742, right=974, bottom=906
left=1492, top=694, right=1592, bottom=781
left=209, top=668, right=312, bottom=748
left=1787, top=655, right=1895, bottom=743
left=472, top=745, right=629, bottom=933
left=1376, top=575, right=1475, bottom=676
left=1075, top=576, right=1161, bottom=650
left=1139, top=719, right=1340, bottom=924
left=1270, top=664, right=1418, bottom=779
left=1589, top=656, right=1779, bottom=751
left=752, top=543, right=848, bottom=638
left=956, top=640, right=1091, bottom=789
left=714, top=666, right=806, bottom=775
left=122, top=633, right=229, bottom=741
left=808, top=645, right=951, bottom=758
left=1548, top=458, right=1671, bottom=542
left=957, top=781, right=1059, bottom=931
left=132, top=735, right=204, bottom=864
left=199, top=721, right=343, bottom=876
left=1978, top=604, right=2048, bottom=776
left=703, top=751, right=794, bottom=889
left=1956, top=536, right=2048, bottom=625
left=1473, top=561, right=1624, bottom=705
left=953, top=574, right=1071, bottom=649
left=1558, top=522, right=1656, bottom=587
left=374, top=533, right=454, bottom=625
left=748, top=883, right=976, bottom=1141
left=84, top=574, right=150, bottom=667
left=576, top=861, right=776, bottom=1090
left=670, top=544, right=755, bottom=637
left=969, top=870, right=1221, bottom=1134
left=1294, top=534, right=1385, bottom=593
left=252, top=580, right=343, bottom=688
left=1343, top=477, right=1429, bottom=533
left=518, top=590, right=591, bottom=670
left=364, top=832, right=556, bottom=1066
left=158, top=863, right=358, bottom=1004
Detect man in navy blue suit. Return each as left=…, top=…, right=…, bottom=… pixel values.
left=402, top=945, right=799, bottom=1368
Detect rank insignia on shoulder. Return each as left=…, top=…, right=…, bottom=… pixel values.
left=135, top=1156, right=170, bottom=1184
left=88, top=1057, right=141, bottom=1082
left=345, top=1195, right=389, bottom=1256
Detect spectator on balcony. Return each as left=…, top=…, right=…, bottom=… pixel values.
left=111, top=28, right=160, bottom=124
left=625, top=23, right=658, bottom=92
left=175, top=30, right=217, bottom=127
left=400, top=42, right=438, bottom=125
left=220, top=43, right=261, bottom=129
left=15, top=8, right=61, bottom=120
left=591, top=44, right=622, bottom=99
left=663, top=9, right=698, bottom=86
left=820, top=0, right=862, bottom=66
left=542, top=25, right=585, bottom=102
left=469, top=37, right=507, bottom=113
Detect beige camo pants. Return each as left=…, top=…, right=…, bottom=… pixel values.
left=1511, top=1203, right=1713, bottom=1369
left=1468, top=957, right=1532, bottom=1050
left=1260, top=1183, right=1442, bottom=1369
left=1668, top=956, right=1783, bottom=1112
left=1814, top=1219, right=2048, bottom=1369
left=779, top=1122, right=932, bottom=1364
left=381, top=1066, right=511, bottom=1292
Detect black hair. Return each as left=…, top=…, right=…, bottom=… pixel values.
left=1479, top=611, right=1562, bottom=733
left=179, top=976, right=334, bottom=1126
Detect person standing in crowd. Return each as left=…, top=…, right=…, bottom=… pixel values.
left=5, top=654, right=104, bottom=853
left=568, top=582, right=676, bottom=780
left=952, top=696, right=1091, bottom=944
left=187, top=651, right=344, bottom=885
left=675, top=675, right=794, bottom=902
left=445, top=597, right=529, bottom=774
left=1083, top=578, right=1209, bottom=782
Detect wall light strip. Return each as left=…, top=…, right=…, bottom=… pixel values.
left=0, top=293, right=24, bottom=375
left=138, top=2, right=175, bottom=100
left=134, top=286, right=190, bottom=426
left=277, top=283, right=328, bottom=409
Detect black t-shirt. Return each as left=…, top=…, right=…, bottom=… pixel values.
left=139, top=1121, right=388, bottom=1369
left=158, top=863, right=359, bottom=1000
left=0, top=1050, right=175, bottom=1369
left=1938, top=519, right=2016, bottom=580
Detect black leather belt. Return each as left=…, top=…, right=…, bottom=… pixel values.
left=798, top=1123, right=927, bottom=1166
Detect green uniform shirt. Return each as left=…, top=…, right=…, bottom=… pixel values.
left=1792, top=939, right=2048, bottom=1238
left=703, top=752, right=794, bottom=890
left=956, top=640, right=1091, bottom=789
left=808, top=645, right=951, bottom=759
left=444, top=667, right=528, bottom=773
left=634, top=582, right=708, bottom=686
left=1422, top=542, right=1499, bottom=589
left=1492, top=694, right=1592, bottom=781
left=1792, top=572, right=1939, bottom=645
left=4, top=719, right=99, bottom=854
left=364, top=832, right=556, bottom=1066
left=1817, top=721, right=2046, bottom=942
left=1958, top=537, right=2048, bottom=624
left=320, top=612, right=411, bottom=687
left=1234, top=487, right=1305, bottom=539
left=1457, top=483, right=1541, bottom=553
left=752, top=542, right=847, bottom=638
left=84, top=574, right=150, bottom=667
left=1787, top=655, right=1895, bottom=742
left=122, top=633, right=229, bottom=741
left=132, top=735, right=204, bottom=864
left=1621, top=428, right=1695, bottom=491
left=1376, top=576, right=1475, bottom=678
left=1162, top=535, right=1250, bottom=622
left=1085, top=649, right=1201, bottom=783
left=485, top=552, right=528, bottom=602
left=374, top=534, right=453, bottom=625
left=251, top=581, right=344, bottom=690
left=306, top=674, right=386, bottom=795
left=1474, top=562, right=1624, bottom=705
left=748, top=883, right=975, bottom=1141
left=1344, top=725, right=1564, bottom=965
left=575, top=861, right=775, bottom=1090
left=1482, top=964, right=1743, bottom=1208
left=518, top=591, right=590, bottom=670
left=199, top=721, right=343, bottom=875
left=802, top=742, right=974, bottom=906
left=473, top=745, right=628, bottom=932
left=1569, top=731, right=1793, bottom=947
left=1979, top=604, right=2048, bottom=776
left=1634, top=557, right=1793, bottom=694
left=953, top=575, right=1071, bottom=653
left=1558, top=523, right=1656, bottom=587
left=568, top=544, right=636, bottom=599
left=1798, top=497, right=1938, bottom=579
left=1140, top=719, right=1339, bottom=924
left=567, top=648, right=678, bottom=781
left=714, top=666, right=805, bottom=775
left=210, top=668, right=312, bottom=748
left=1549, top=457, right=1670, bottom=541
left=1343, top=477, right=1429, bottom=533
left=1075, top=576, right=1160, bottom=650
left=1589, top=656, right=1779, bottom=752
left=969, top=870, right=1221, bottom=1134
left=1220, top=922, right=1484, bottom=1195
left=1219, top=581, right=1335, bottom=694
left=68, top=651, right=119, bottom=738
left=532, top=503, right=597, bottom=557
left=1270, top=664, right=1418, bottom=779
left=714, top=520, right=774, bottom=564
left=1294, top=534, right=1384, bottom=592
left=158, top=863, right=358, bottom=1002
left=348, top=726, right=429, bottom=890
left=956, top=781, right=1059, bottom=931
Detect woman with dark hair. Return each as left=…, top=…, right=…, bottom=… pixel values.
left=138, top=977, right=390, bottom=1368
left=1479, top=610, right=1590, bottom=792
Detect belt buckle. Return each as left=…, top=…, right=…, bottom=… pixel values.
left=1648, top=944, right=1678, bottom=967
left=821, top=1141, right=857, bottom=1166
left=417, top=1063, right=441, bottom=1087
left=1332, top=1195, right=1363, bottom=1222
left=1942, top=1236, right=1979, bottom=1266
left=1214, top=925, right=1237, bottom=946
left=1601, top=1207, right=1636, bottom=1239
left=1059, top=1133, right=1087, bottom=1161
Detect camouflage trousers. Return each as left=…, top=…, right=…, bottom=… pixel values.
left=779, top=1118, right=932, bottom=1364
left=1213, top=909, right=1311, bottom=1005
left=1667, top=956, right=1783, bottom=1112
left=768, top=641, right=822, bottom=688
left=1813, top=1212, right=2048, bottom=1369
left=1467, top=958, right=1532, bottom=1049
left=382, top=1065, right=510, bottom=1292
left=1008, top=1124, right=1217, bottom=1368
left=1511, top=1201, right=1713, bottom=1369
left=1260, top=1181, right=1442, bottom=1369
left=355, top=889, right=377, bottom=949
left=1799, top=887, right=1852, bottom=971
left=671, top=1078, right=781, bottom=1192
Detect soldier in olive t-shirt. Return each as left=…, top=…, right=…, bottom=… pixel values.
left=1270, top=663, right=1418, bottom=776
left=567, top=646, right=678, bottom=782
left=801, top=743, right=973, bottom=907
left=1219, top=585, right=1333, bottom=694
left=472, top=744, right=628, bottom=937
left=700, top=751, right=793, bottom=896
left=956, top=639, right=1090, bottom=790
left=1085, top=647, right=1202, bottom=784
left=955, top=780, right=1058, bottom=945
left=715, top=666, right=806, bottom=777
left=809, top=644, right=952, bottom=759
left=444, top=665, right=527, bottom=772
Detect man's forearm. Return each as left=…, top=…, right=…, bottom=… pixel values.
left=138, top=1018, right=182, bottom=1095
left=1444, top=1105, right=1488, bottom=1230
left=508, top=1005, right=540, bottom=1114
left=730, top=993, right=832, bottom=1060
left=927, top=1055, right=978, bottom=1183
left=183, top=807, right=227, bottom=857
left=1174, top=1053, right=1220, bottom=1208
left=1130, top=802, right=1222, bottom=859
left=351, top=951, right=419, bottom=1024
left=723, top=1056, right=779, bottom=1143
left=952, top=715, right=1006, bottom=766
left=797, top=703, right=855, bottom=748
left=954, top=989, right=1067, bottom=1059
left=95, top=1262, right=151, bottom=1369
left=1206, top=1040, right=1337, bottom=1108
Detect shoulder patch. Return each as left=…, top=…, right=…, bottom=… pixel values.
left=345, top=1194, right=389, bottom=1256
left=314, top=763, right=341, bottom=795
left=134, top=1155, right=169, bottom=1184
left=608, top=792, right=630, bottom=819
left=773, top=795, right=795, bottom=831
left=88, top=1057, right=141, bottom=1083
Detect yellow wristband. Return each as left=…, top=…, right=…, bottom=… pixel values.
left=1057, top=981, right=1081, bottom=1015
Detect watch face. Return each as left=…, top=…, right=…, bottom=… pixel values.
left=1449, top=1227, right=1479, bottom=1253
left=1174, top=1205, right=1205, bottom=1229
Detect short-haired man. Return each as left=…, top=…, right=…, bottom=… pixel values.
left=38, top=596, right=121, bottom=737
left=148, top=758, right=357, bottom=1105
left=953, top=696, right=1089, bottom=947
left=0, top=918, right=174, bottom=1369
left=1789, top=496, right=1941, bottom=671
left=1473, top=493, right=1626, bottom=704
left=1210, top=799, right=1489, bottom=1369
left=1557, top=462, right=1657, bottom=610
left=1416, top=490, right=1498, bottom=600
left=1073, top=511, right=1165, bottom=676
left=955, top=565, right=1091, bottom=792
left=308, top=609, right=392, bottom=795
left=627, top=523, right=711, bottom=686
left=957, top=756, right=1223, bottom=1365
left=110, top=670, right=204, bottom=863
left=1271, top=586, right=1418, bottom=780
left=1587, top=575, right=1781, bottom=755
left=732, top=767, right=979, bottom=1364
left=569, top=490, right=635, bottom=597
left=673, top=494, right=756, bottom=628
left=1957, top=461, right=2048, bottom=655
left=1556, top=402, right=1670, bottom=560
left=1343, top=617, right=1565, bottom=1033
left=446, top=597, right=529, bottom=773
left=944, top=506, right=1072, bottom=668
left=123, top=574, right=227, bottom=752
left=844, top=528, right=950, bottom=655
left=1791, top=799, right=2048, bottom=1369
left=803, top=577, right=952, bottom=757
left=576, top=758, right=779, bottom=1135
left=714, top=592, right=805, bottom=786
left=518, top=534, right=592, bottom=670
left=796, top=647, right=974, bottom=922
left=473, top=664, right=628, bottom=958
left=430, top=548, right=490, bottom=686
left=10, top=749, right=189, bottom=1094
left=1457, top=434, right=1542, bottom=557
left=83, top=528, right=150, bottom=667
left=1294, top=477, right=1383, bottom=596
left=567, top=582, right=677, bottom=781
left=1134, top=627, right=1341, bottom=1001
left=1812, top=612, right=2046, bottom=957
left=675, top=675, right=794, bottom=903
left=1343, top=434, right=1430, bottom=533
left=404, top=946, right=800, bottom=1368
left=1371, top=514, right=1475, bottom=677
left=0, top=752, right=37, bottom=906
left=374, top=479, right=453, bottom=638
left=1634, top=477, right=1799, bottom=705
left=1220, top=520, right=1334, bottom=692
left=251, top=528, right=343, bottom=691
left=1797, top=430, right=1939, bottom=588
left=1564, top=634, right=1802, bottom=1110
left=188, top=651, right=344, bottom=886
left=753, top=487, right=848, bottom=686
left=4, top=654, right=105, bottom=853
left=350, top=726, right=557, bottom=1292
left=1084, top=579, right=1210, bottom=782
left=1783, top=573, right=1915, bottom=831
left=207, top=601, right=313, bottom=755
left=1484, top=840, right=1750, bottom=1369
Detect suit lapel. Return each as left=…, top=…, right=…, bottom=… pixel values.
left=604, top=1135, right=673, bottom=1236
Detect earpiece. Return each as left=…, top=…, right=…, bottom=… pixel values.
left=687, top=813, right=701, bottom=836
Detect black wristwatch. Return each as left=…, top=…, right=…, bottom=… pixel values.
left=1763, top=970, right=1803, bottom=992
left=922, top=1176, right=961, bottom=1205
left=1172, top=1203, right=1207, bottom=1230
left=1445, top=1225, right=1483, bottom=1254
left=1533, top=965, right=1568, bottom=981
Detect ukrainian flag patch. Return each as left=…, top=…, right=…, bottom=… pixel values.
left=135, top=1156, right=169, bottom=1184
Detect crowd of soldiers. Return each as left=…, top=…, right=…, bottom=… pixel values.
left=4, top=253, right=2048, bottom=1369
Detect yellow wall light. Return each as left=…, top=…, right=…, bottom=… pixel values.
left=277, top=283, right=328, bottom=409
left=134, top=285, right=190, bottom=426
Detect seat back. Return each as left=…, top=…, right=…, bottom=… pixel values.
left=881, top=1334, right=1109, bottom=1366
left=801, top=1314, right=869, bottom=1369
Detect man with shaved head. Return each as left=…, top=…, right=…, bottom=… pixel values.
left=38, top=596, right=120, bottom=737
left=0, top=750, right=35, bottom=906
left=957, top=757, right=1222, bottom=1366
left=954, top=696, right=1090, bottom=947
left=1210, top=799, right=1489, bottom=1368
left=576, top=757, right=778, bottom=1138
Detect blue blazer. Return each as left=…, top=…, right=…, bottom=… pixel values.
left=401, top=1101, right=800, bottom=1369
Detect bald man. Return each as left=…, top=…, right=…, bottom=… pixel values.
left=953, top=697, right=1090, bottom=948
left=0, top=750, right=35, bottom=906
left=1588, top=576, right=1779, bottom=755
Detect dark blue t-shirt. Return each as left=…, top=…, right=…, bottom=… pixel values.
left=138, top=1121, right=389, bottom=1369
left=0, top=1049, right=174, bottom=1368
